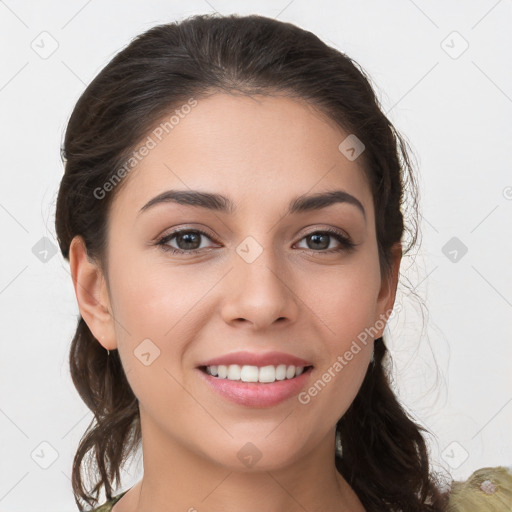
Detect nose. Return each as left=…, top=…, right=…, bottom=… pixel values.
left=220, top=244, right=300, bottom=331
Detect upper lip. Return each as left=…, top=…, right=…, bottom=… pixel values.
left=197, top=351, right=313, bottom=368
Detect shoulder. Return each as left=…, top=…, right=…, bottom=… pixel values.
left=446, top=465, right=512, bottom=511
left=88, top=490, right=129, bottom=512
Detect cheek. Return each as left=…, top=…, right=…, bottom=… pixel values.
left=298, top=254, right=380, bottom=407
left=107, top=254, right=221, bottom=375
left=313, top=284, right=378, bottom=338
left=106, top=267, right=200, bottom=413
left=299, top=284, right=375, bottom=426
left=109, top=249, right=209, bottom=335
left=304, top=254, right=381, bottom=343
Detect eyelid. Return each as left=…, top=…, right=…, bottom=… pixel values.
left=296, top=223, right=350, bottom=239
left=157, top=223, right=352, bottom=241
left=157, top=224, right=218, bottom=241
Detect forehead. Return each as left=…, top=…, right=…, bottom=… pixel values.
left=109, top=93, right=374, bottom=222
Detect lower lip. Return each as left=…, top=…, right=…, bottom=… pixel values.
left=197, top=367, right=314, bottom=407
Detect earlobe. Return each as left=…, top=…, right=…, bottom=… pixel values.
left=374, top=242, right=402, bottom=338
left=68, top=235, right=117, bottom=350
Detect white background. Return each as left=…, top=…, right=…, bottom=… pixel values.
left=1, top=1, right=511, bottom=510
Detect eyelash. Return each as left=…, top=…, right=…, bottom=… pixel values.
left=155, top=227, right=357, bottom=256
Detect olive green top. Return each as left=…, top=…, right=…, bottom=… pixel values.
left=89, top=490, right=128, bottom=511
left=89, top=466, right=512, bottom=511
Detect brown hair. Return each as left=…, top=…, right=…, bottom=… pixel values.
left=55, top=13, right=449, bottom=511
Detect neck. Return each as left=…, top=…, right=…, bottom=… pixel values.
left=123, top=414, right=364, bottom=512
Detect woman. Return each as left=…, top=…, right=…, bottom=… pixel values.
left=55, top=13, right=510, bottom=512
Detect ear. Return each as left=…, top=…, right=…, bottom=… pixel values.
left=68, top=235, right=117, bottom=350
left=373, top=242, right=402, bottom=338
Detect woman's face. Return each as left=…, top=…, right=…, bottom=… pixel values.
left=75, top=93, right=400, bottom=471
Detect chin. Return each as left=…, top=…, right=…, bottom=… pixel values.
left=202, top=437, right=308, bottom=473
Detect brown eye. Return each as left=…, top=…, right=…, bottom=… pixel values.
left=157, top=229, right=218, bottom=255
left=306, top=233, right=331, bottom=250
left=295, top=229, right=356, bottom=253
left=173, top=231, right=202, bottom=250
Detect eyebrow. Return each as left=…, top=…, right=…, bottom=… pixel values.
left=138, top=189, right=366, bottom=222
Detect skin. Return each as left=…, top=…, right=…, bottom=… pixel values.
left=69, top=93, right=402, bottom=512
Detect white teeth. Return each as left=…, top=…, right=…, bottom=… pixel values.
left=285, top=365, right=296, bottom=379
left=240, top=365, right=259, bottom=382
left=204, top=364, right=307, bottom=383
left=227, top=364, right=241, bottom=380
left=275, top=364, right=287, bottom=380
left=259, top=365, right=276, bottom=383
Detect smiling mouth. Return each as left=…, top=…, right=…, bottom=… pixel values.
left=199, top=364, right=314, bottom=384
